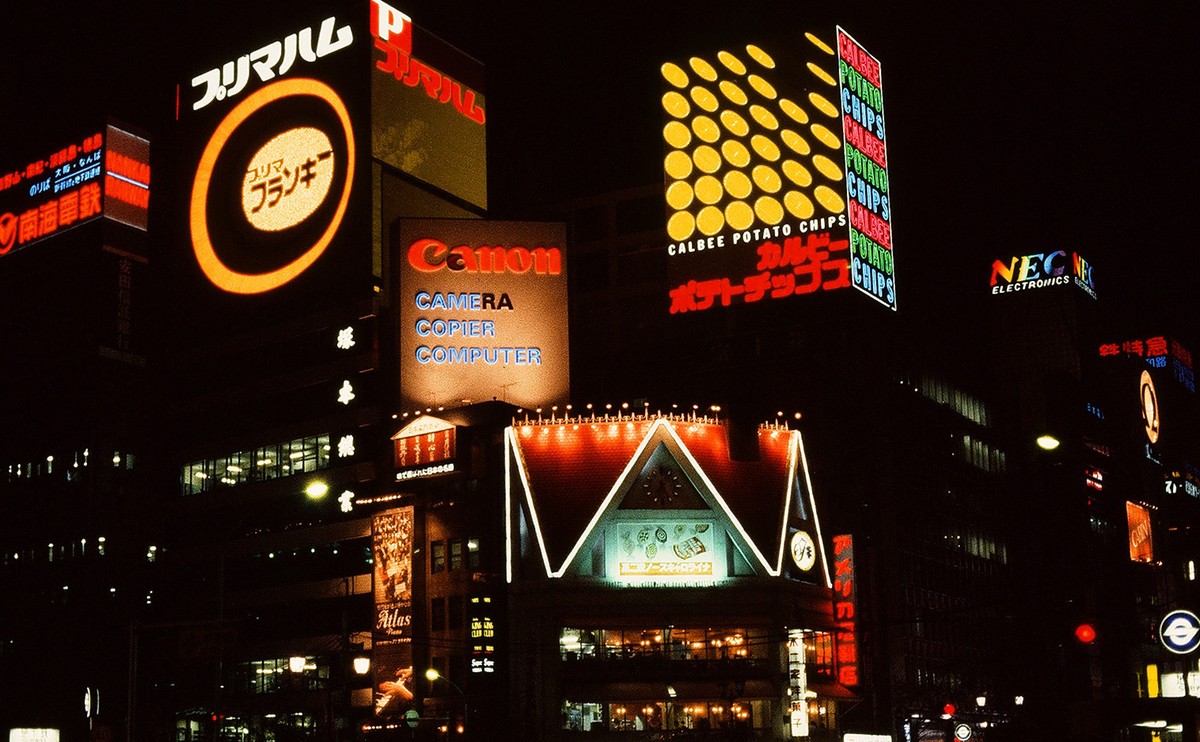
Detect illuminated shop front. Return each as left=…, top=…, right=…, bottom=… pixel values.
left=505, top=410, right=852, bottom=740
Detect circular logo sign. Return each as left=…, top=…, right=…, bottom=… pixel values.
left=1140, top=370, right=1160, bottom=445
left=1160, top=609, right=1200, bottom=654
left=954, top=723, right=972, bottom=741
left=790, top=531, right=816, bottom=572
left=190, top=78, right=355, bottom=294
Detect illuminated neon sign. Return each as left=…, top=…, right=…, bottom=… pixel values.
left=989, top=250, right=1096, bottom=298
left=396, top=220, right=569, bottom=411
left=392, top=415, right=456, bottom=478
left=616, top=522, right=716, bottom=578
left=371, top=0, right=485, bottom=125
left=1099, top=336, right=1194, bottom=392
left=190, top=78, right=355, bottom=294
left=1, top=125, right=151, bottom=256
left=661, top=28, right=894, bottom=314
left=838, top=28, right=895, bottom=309
left=832, top=534, right=859, bottom=686
left=190, top=16, right=353, bottom=111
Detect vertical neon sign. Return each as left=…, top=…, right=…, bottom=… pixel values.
left=832, top=534, right=859, bottom=686
left=837, top=28, right=895, bottom=310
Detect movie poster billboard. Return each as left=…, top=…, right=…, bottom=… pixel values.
left=661, top=26, right=894, bottom=315
left=395, top=218, right=569, bottom=411
left=373, top=507, right=415, bottom=717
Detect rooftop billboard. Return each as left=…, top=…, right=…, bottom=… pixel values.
left=662, top=26, right=894, bottom=314
left=394, top=218, right=569, bottom=412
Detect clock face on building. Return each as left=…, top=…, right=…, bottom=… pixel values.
left=790, top=531, right=816, bottom=571
left=642, top=466, right=683, bottom=507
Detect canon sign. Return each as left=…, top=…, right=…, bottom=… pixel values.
left=407, top=238, right=562, bottom=275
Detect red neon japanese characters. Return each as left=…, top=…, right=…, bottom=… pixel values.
left=832, top=534, right=859, bottom=686
left=668, top=232, right=850, bottom=313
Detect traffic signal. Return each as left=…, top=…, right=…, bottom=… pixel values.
left=1074, top=622, right=1097, bottom=644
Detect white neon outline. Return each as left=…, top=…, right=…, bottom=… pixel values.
left=797, top=430, right=833, bottom=589
left=506, top=427, right=555, bottom=578
left=505, top=427, right=513, bottom=583
left=507, top=418, right=788, bottom=580
left=772, top=431, right=799, bottom=574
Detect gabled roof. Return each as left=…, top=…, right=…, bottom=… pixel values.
left=506, top=415, right=826, bottom=581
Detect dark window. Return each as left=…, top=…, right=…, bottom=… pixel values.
left=431, top=597, right=446, bottom=631
left=468, top=538, right=481, bottom=570
left=448, top=595, right=464, bottom=631
left=449, top=539, right=464, bottom=571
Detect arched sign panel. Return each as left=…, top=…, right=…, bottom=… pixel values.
left=190, top=78, right=356, bottom=294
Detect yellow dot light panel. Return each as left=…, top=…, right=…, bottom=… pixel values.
left=661, top=38, right=845, bottom=244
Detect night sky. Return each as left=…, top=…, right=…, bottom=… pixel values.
left=2, top=0, right=1196, bottom=343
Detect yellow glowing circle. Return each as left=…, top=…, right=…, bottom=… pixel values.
left=779, top=99, right=809, bottom=125
left=691, top=115, right=721, bottom=143
left=242, top=127, right=334, bottom=232
left=663, top=120, right=692, bottom=149
left=808, top=92, right=839, bottom=118
left=811, top=123, right=842, bottom=150
left=689, top=56, right=718, bottom=82
left=694, top=175, right=724, bottom=205
left=721, top=140, right=751, bottom=168
left=717, top=50, right=747, bottom=75
left=661, top=62, right=689, bottom=88
left=807, top=62, right=837, bottom=86
left=667, top=210, right=696, bottom=241
left=719, top=80, right=748, bottom=106
left=190, top=77, right=355, bottom=295
left=1141, top=370, right=1160, bottom=444
left=747, top=74, right=777, bottom=100
left=665, top=180, right=695, bottom=210
left=782, top=159, right=813, bottom=187
left=752, top=164, right=782, bottom=193
left=719, top=110, right=750, bottom=137
left=781, top=129, right=811, bottom=156
left=806, top=32, right=835, bottom=55
left=814, top=185, right=846, bottom=213
left=693, top=145, right=722, bottom=174
left=754, top=195, right=784, bottom=225
left=723, top=170, right=753, bottom=199
left=812, top=154, right=843, bottom=181
left=748, top=104, right=779, bottom=130
left=745, top=44, right=775, bottom=69
left=750, top=134, right=781, bottom=162
left=664, top=150, right=694, bottom=179
left=784, top=190, right=816, bottom=219
left=725, top=200, right=755, bottom=230
left=690, top=86, right=720, bottom=113
left=696, top=205, right=725, bottom=236
left=662, top=91, right=691, bottom=118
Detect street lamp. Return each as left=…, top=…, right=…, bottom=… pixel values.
left=426, top=668, right=467, bottom=737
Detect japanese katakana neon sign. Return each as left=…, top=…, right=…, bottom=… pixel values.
left=832, top=534, right=859, bottom=686
left=190, top=78, right=355, bottom=294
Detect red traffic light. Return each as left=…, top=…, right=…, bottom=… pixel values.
left=943, top=703, right=956, bottom=716
left=1075, top=623, right=1097, bottom=644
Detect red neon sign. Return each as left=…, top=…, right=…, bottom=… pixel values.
left=832, top=534, right=859, bottom=686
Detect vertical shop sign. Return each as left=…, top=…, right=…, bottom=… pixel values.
left=832, top=534, right=859, bottom=686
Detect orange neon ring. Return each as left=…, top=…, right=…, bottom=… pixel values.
left=190, top=78, right=355, bottom=294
